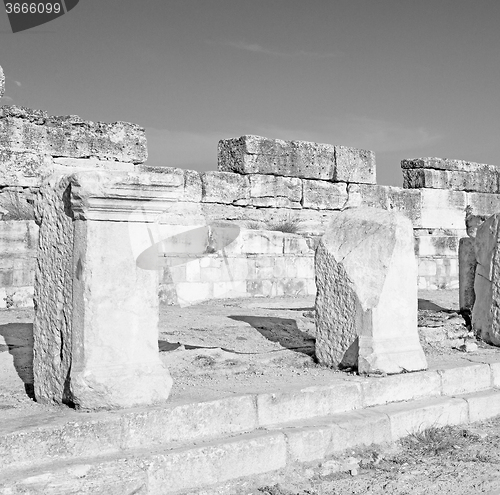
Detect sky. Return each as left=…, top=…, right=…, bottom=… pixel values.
left=1, top=0, right=499, bottom=186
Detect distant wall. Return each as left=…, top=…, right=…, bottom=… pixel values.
left=2, top=107, right=500, bottom=306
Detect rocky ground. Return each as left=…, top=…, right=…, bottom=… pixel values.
left=1, top=290, right=500, bottom=493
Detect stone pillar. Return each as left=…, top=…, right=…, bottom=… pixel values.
left=459, top=237, right=477, bottom=312
left=315, top=207, right=427, bottom=374
left=472, top=214, right=500, bottom=345
left=33, top=171, right=174, bottom=409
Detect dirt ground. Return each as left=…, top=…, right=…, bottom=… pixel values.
left=1, top=290, right=500, bottom=493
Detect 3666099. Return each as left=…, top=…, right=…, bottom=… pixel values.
left=4, top=2, right=62, bottom=14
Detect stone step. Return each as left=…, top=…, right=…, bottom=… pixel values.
left=0, top=361, right=497, bottom=474
left=2, top=389, right=500, bottom=495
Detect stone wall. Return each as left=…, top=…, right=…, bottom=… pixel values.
left=2, top=103, right=500, bottom=304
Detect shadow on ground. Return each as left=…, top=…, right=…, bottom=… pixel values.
left=228, top=315, right=315, bottom=356
left=0, top=323, right=34, bottom=397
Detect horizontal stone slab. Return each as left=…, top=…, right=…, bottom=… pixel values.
left=218, top=135, right=376, bottom=183
left=401, top=157, right=500, bottom=173
left=0, top=106, right=147, bottom=163
left=201, top=171, right=250, bottom=204
left=302, top=180, right=347, bottom=209
left=403, top=168, right=500, bottom=193
left=249, top=174, right=302, bottom=202
left=465, top=191, right=500, bottom=218
left=0, top=148, right=53, bottom=186
left=414, top=231, right=460, bottom=257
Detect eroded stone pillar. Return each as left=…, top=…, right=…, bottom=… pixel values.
left=34, top=171, right=173, bottom=409
left=315, top=207, right=427, bottom=374
left=472, top=214, right=500, bottom=345
left=459, top=237, right=476, bottom=312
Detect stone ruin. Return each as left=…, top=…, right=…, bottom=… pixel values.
left=3, top=64, right=500, bottom=409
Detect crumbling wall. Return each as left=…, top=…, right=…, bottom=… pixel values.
left=2, top=100, right=500, bottom=305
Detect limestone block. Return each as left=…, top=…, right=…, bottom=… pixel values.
left=459, top=237, right=476, bottom=311
left=403, top=168, right=499, bottom=193
left=218, top=135, right=376, bottom=183
left=0, top=148, right=53, bottom=186
left=0, top=65, right=4, bottom=98
left=466, top=192, right=500, bottom=218
left=414, top=231, right=459, bottom=257
left=249, top=174, right=302, bottom=202
left=302, top=180, right=348, bottom=209
left=53, top=157, right=134, bottom=172
left=33, top=173, right=173, bottom=409
left=315, top=207, right=427, bottom=374
left=218, top=135, right=336, bottom=179
left=402, top=157, right=500, bottom=173
left=235, top=196, right=301, bottom=208
left=334, top=146, right=376, bottom=184
left=201, top=171, right=250, bottom=204
left=418, top=189, right=466, bottom=229
left=472, top=214, right=500, bottom=345
left=184, top=169, right=203, bottom=202
left=0, top=106, right=147, bottom=163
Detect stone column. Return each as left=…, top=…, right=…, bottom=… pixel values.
left=315, top=207, right=427, bottom=374
left=472, top=214, right=500, bottom=345
left=459, top=237, right=477, bottom=312
left=33, top=171, right=175, bottom=409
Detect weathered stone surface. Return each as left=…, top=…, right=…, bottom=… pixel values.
left=403, top=168, right=500, bottom=193
left=402, top=157, right=500, bottom=173
left=465, top=205, right=487, bottom=238
left=315, top=207, right=427, bottom=374
left=418, top=189, right=466, bottom=229
left=472, top=214, right=500, bottom=345
left=218, top=135, right=375, bottom=183
left=0, top=148, right=53, bottom=186
left=302, top=180, right=348, bottom=210
left=0, top=65, right=4, bottom=98
left=33, top=171, right=173, bottom=408
left=466, top=192, right=500, bottom=218
left=459, top=237, right=476, bottom=312
left=249, top=174, right=301, bottom=202
left=334, top=146, right=376, bottom=184
left=201, top=171, right=250, bottom=204
left=0, top=107, right=147, bottom=163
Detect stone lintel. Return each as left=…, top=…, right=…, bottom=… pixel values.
left=218, top=135, right=376, bottom=183
left=402, top=157, right=500, bottom=173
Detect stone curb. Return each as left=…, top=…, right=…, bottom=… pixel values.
left=2, top=389, right=500, bottom=494
left=0, top=361, right=498, bottom=472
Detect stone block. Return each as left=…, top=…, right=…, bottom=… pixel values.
left=146, top=431, right=287, bottom=493
left=184, top=169, right=203, bottom=202
left=0, top=109, right=147, bottom=163
left=360, top=371, right=441, bottom=407
left=459, top=237, right=476, bottom=311
left=53, top=157, right=134, bottom=172
left=302, top=180, right=348, bottom=209
left=403, top=168, right=500, bottom=193
left=256, top=382, right=362, bottom=427
left=414, top=231, right=459, bottom=257
left=285, top=409, right=390, bottom=463
left=201, top=171, right=250, bottom=204
left=334, top=145, right=376, bottom=183
left=0, top=148, right=53, bottom=186
left=384, top=397, right=469, bottom=440
left=402, top=157, right=500, bottom=173
left=418, top=189, right=466, bottom=229
left=465, top=390, right=500, bottom=423
left=213, top=280, right=247, bottom=299
left=438, top=363, right=491, bottom=395
left=249, top=174, right=302, bottom=202
left=120, top=395, right=259, bottom=449
left=33, top=173, right=172, bottom=409
left=218, top=135, right=376, bottom=183
left=466, top=192, right=500, bottom=217
left=472, top=214, right=500, bottom=345
left=218, top=135, right=336, bottom=179
left=283, top=235, right=311, bottom=255
left=175, top=281, right=212, bottom=306
left=315, top=207, right=427, bottom=374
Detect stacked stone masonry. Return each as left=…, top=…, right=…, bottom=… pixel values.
left=2, top=106, right=500, bottom=305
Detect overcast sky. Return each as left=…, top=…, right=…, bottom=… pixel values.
left=1, top=0, right=499, bottom=186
